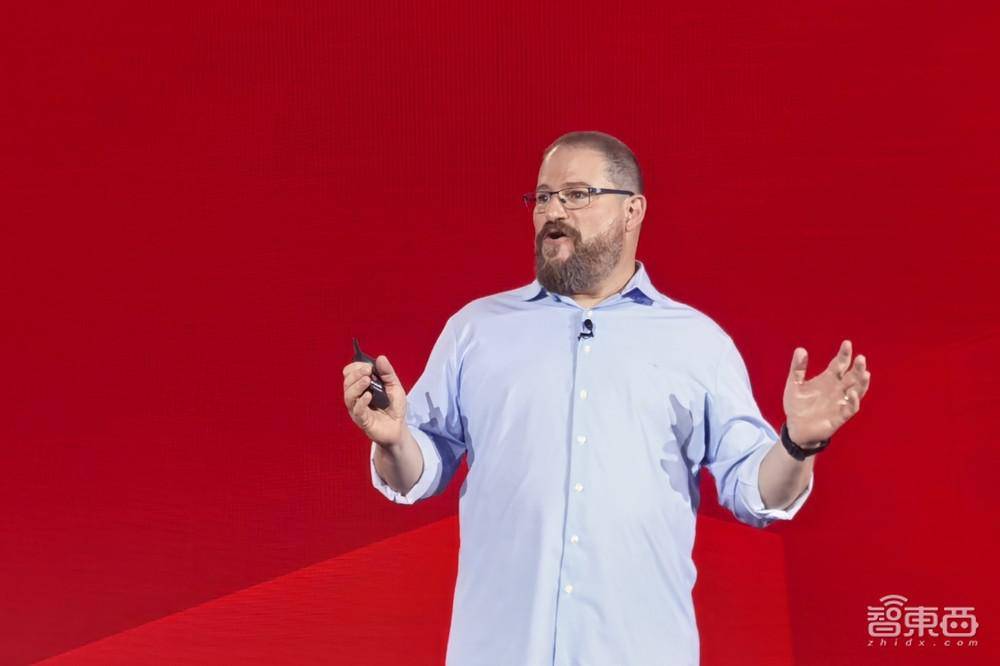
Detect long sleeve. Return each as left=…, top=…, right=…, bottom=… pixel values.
left=370, top=314, right=469, bottom=505
left=702, top=336, right=813, bottom=528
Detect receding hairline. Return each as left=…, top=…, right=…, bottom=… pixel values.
left=540, top=131, right=644, bottom=194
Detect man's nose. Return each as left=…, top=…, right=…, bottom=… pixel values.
left=544, top=194, right=568, bottom=221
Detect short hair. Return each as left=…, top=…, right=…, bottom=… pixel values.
left=542, top=131, right=644, bottom=194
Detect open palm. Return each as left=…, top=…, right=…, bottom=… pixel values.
left=783, top=339, right=871, bottom=447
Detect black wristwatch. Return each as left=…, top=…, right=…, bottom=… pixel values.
left=780, top=422, right=831, bottom=461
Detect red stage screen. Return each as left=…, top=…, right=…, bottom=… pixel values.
left=2, top=1, right=997, bottom=664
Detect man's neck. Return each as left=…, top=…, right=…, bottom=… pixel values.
left=571, top=261, right=639, bottom=309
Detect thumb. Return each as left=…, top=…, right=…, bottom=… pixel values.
left=789, top=347, right=808, bottom=384
left=374, top=355, right=399, bottom=386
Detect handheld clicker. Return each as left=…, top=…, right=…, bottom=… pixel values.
left=352, top=337, right=390, bottom=410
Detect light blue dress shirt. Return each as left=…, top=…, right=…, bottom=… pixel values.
left=370, top=260, right=813, bottom=665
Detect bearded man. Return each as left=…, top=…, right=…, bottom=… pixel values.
left=343, top=131, right=871, bottom=665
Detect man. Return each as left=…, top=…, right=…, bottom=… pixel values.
left=342, top=131, right=871, bottom=665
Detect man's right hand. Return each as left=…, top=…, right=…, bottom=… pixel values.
left=343, top=355, right=408, bottom=448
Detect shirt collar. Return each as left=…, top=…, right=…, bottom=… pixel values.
left=522, top=260, right=656, bottom=306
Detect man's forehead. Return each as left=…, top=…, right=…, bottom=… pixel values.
left=536, top=146, right=608, bottom=188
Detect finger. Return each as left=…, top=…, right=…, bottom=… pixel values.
left=343, top=367, right=371, bottom=393
left=841, top=354, right=871, bottom=395
left=374, top=355, right=400, bottom=387
left=343, top=374, right=372, bottom=410
left=849, top=354, right=866, bottom=379
left=843, top=388, right=861, bottom=416
left=827, top=339, right=852, bottom=379
left=342, top=362, right=373, bottom=377
left=838, top=387, right=859, bottom=418
left=350, top=388, right=374, bottom=424
left=841, top=354, right=863, bottom=387
left=788, top=347, right=808, bottom=384
left=857, top=370, right=871, bottom=399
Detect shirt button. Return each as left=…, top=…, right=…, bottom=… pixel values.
left=564, top=584, right=574, bottom=594
left=576, top=435, right=587, bottom=445
left=583, top=344, right=591, bottom=354
left=574, top=482, right=584, bottom=492
left=579, top=389, right=588, bottom=400
left=570, top=534, right=580, bottom=544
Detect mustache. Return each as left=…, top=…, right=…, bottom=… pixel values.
left=538, top=223, right=580, bottom=241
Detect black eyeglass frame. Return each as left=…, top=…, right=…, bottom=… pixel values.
left=522, top=186, right=635, bottom=210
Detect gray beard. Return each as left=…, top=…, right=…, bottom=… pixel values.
left=534, top=218, right=625, bottom=295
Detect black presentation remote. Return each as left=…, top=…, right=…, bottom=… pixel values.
left=352, top=338, right=390, bottom=410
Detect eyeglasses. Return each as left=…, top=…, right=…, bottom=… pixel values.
left=522, top=186, right=634, bottom=211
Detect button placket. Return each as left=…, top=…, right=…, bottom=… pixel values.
left=554, top=309, right=596, bottom=663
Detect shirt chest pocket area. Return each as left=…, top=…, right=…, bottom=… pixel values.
left=609, top=361, right=703, bottom=458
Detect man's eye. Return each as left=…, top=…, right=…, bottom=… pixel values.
left=568, top=190, right=588, bottom=200
left=536, top=193, right=551, bottom=203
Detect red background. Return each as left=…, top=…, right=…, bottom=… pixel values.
left=2, top=1, right=998, bottom=664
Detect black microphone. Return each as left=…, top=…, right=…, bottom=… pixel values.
left=578, top=318, right=594, bottom=340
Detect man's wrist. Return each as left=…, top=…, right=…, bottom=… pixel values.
left=785, top=423, right=826, bottom=449
left=780, top=422, right=830, bottom=460
left=374, top=425, right=412, bottom=454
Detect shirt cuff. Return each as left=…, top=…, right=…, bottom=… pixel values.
left=369, top=426, right=443, bottom=505
left=736, top=441, right=815, bottom=528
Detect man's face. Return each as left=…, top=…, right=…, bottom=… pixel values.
left=533, top=146, right=629, bottom=295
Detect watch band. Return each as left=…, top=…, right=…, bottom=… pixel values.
left=780, top=422, right=831, bottom=461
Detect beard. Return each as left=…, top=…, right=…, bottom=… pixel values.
left=534, top=216, right=625, bottom=295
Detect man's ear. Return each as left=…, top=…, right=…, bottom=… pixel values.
left=625, top=194, right=647, bottom=230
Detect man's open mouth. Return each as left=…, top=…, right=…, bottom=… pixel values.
left=546, top=230, right=568, bottom=240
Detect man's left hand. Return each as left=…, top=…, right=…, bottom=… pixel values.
left=783, top=339, right=871, bottom=448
